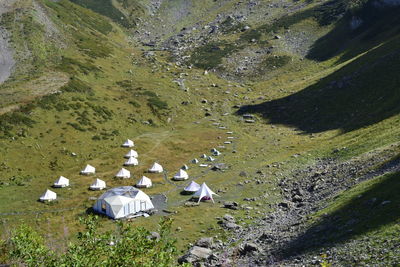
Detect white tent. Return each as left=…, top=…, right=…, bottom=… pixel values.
left=115, top=168, right=131, bottom=179
left=173, top=169, right=189, bottom=181
left=81, top=164, right=96, bottom=175
left=93, top=186, right=154, bottom=219
left=122, top=139, right=134, bottom=147
left=184, top=181, right=200, bottom=193
left=213, top=150, right=221, bottom=156
left=39, top=189, right=57, bottom=202
left=124, top=149, right=138, bottom=158
left=124, top=157, right=139, bottom=166
left=53, top=176, right=69, bottom=188
left=90, top=178, right=106, bottom=191
left=210, top=148, right=217, bottom=153
left=193, top=183, right=219, bottom=203
left=200, top=154, right=207, bottom=158
left=148, top=162, right=163, bottom=173
left=207, top=156, right=215, bottom=162
left=136, top=176, right=152, bottom=188
left=181, top=164, right=189, bottom=170
left=192, top=158, right=199, bottom=164
left=226, top=131, right=233, bottom=134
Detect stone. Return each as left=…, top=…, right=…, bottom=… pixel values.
left=147, top=231, right=160, bottom=241
left=195, top=237, right=213, bottom=248
left=240, top=242, right=261, bottom=255
left=178, top=246, right=212, bottom=264
left=223, top=214, right=235, bottom=222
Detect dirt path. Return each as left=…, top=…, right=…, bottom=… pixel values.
left=0, top=0, right=16, bottom=84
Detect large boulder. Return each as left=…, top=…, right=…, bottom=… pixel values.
left=178, top=246, right=212, bottom=264
left=195, top=237, right=214, bottom=248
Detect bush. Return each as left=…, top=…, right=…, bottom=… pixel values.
left=1, top=216, right=184, bottom=267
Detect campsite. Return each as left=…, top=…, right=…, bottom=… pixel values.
left=1, top=0, right=400, bottom=266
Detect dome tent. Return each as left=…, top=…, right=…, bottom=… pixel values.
left=184, top=181, right=200, bottom=193
left=89, top=178, right=106, bottom=191
left=124, top=157, right=139, bottom=166
left=192, top=158, right=199, bottom=164
left=124, top=149, right=138, bottom=158
left=81, top=164, right=95, bottom=175
left=193, top=183, right=219, bottom=203
left=53, top=176, right=69, bottom=188
left=181, top=164, right=189, bottom=170
left=115, top=168, right=131, bottom=179
left=122, top=139, right=134, bottom=147
left=93, top=186, right=154, bottom=219
left=136, top=176, right=152, bottom=188
left=173, top=169, right=189, bottom=181
left=39, top=189, right=57, bottom=202
left=148, top=162, right=163, bottom=173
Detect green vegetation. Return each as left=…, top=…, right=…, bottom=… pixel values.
left=0, top=216, right=185, bottom=267
left=190, top=41, right=240, bottom=69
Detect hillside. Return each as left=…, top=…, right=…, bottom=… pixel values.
left=0, top=0, right=400, bottom=266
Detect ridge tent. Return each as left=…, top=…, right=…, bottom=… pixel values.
left=173, top=169, right=189, bottom=181
left=53, top=176, right=69, bottom=188
left=115, top=168, right=131, bottom=179
left=193, top=183, right=219, bottom=203
left=207, top=156, right=215, bottom=162
left=181, top=164, right=189, bottom=170
left=124, top=157, right=139, bottom=166
left=81, top=164, right=96, bottom=175
left=122, top=139, right=134, bottom=148
left=184, top=181, right=200, bottom=193
left=39, top=189, right=57, bottom=202
left=124, top=149, right=138, bottom=158
left=136, top=176, right=152, bottom=188
left=213, top=150, right=221, bottom=156
left=93, top=186, right=154, bottom=219
left=90, top=178, right=106, bottom=191
left=148, top=162, right=163, bottom=173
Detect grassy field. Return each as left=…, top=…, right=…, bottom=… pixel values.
left=1, top=0, right=400, bottom=260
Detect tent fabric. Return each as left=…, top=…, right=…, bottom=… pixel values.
left=81, top=164, right=96, bottom=175
left=124, top=157, right=139, bottom=166
left=213, top=150, right=221, bottom=156
left=181, top=164, right=189, bottom=170
left=192, top=158, right=199, bottom=164
left=148, top=162, right=163, bottom=173
left=173, top=169, right=189, bottom=180
left=122, top=139, right=134, bottom=147
left=184, top=181, right=200, bottom=192
left=90, top=178, right=106, bottom=190
left=136, top=176, right=152, bottom=188
left=193, top=183, right=219, bottom=203
left=39, top=189, right=57, bottom=202
left=93, top=186, right=154, bottom=219
left=207, top=156, right=215, bottom=162
left=115, top=168, right=131, bottom=179
left=124, top=149, right=138, bottom=158
left=53, top=176, right=69, bottom=188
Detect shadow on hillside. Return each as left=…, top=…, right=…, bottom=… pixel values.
left=276, top=171, right=400, bottom=260
left=307, top=1, right=400, bottom=62
left=237, top=36, right=400, bottom=134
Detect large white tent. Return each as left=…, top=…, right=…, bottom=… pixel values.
left=93, top=186, right=154, bottom=219
left=122, top=139, right=134, bottom=147
left=89, top=178, right=106, bottom=191
left=124, top=149, right=138, bottom=158
left=184, top=181, right=200, bottom=193
left=173, top=169, right=189, bottom=181
left=136, top=176, right=152, bottom=188
left=115, top=168, right=131, bottom=179
left=53, top=176, right=69, bottom=188
left=193, top=183, right=219, bottom=203
left=124, top=157, right=139, bottom=166
left=148, top=162, right=163, bottom=173
left=81, top=164, right=96, bottom=175
left=39, top=189, right=57, bottom=202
